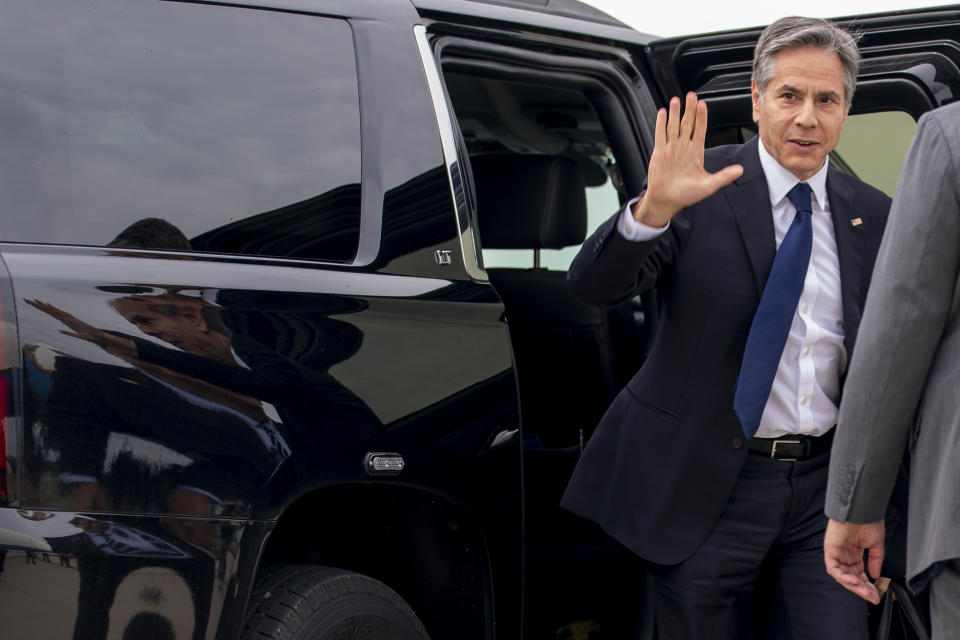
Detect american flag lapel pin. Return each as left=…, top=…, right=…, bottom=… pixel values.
left=851, top=218, right=863, bottom=227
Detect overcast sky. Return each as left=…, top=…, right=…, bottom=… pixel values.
left=580, top=0, right=954, bottom=37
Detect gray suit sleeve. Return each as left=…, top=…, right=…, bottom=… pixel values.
left=826, top=108, right=960, bottom=522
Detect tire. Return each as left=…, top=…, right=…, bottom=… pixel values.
left=241, top=565, right=430, bottom=640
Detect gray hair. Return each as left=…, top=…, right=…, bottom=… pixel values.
left=752, top=16, right=861, bottom=110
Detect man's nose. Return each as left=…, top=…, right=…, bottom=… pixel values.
left=795, top=99, right=817, bottom=127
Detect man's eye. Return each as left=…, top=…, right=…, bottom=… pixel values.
left=781, top=92, right=795, bottom=100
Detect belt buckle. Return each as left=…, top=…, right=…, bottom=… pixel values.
left=771, top=439, right=802, bottom=461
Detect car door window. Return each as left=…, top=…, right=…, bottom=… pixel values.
left=482, top=178, right=620, bottom=270
left=440, top=72, right=627, bottom=271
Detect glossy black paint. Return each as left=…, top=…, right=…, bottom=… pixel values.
left=2, top=240, right=515, bottom=638
left=0, top=0, right=520, bottom=637
left=3, top=0, right=957, bottom=639
left=0, top=509, right=259, bottom=640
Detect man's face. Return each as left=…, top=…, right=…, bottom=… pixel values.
left=752, top=46, right=849, bottom=180
left=114, top=296, right=207, bottom=353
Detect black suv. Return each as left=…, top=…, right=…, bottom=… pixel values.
left=0, top=1, right=957, bottom=638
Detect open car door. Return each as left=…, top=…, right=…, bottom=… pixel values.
left=643, top=6, right=960, bottom=197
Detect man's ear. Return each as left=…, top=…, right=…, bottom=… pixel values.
left=751, top=80, right=761, bottom=123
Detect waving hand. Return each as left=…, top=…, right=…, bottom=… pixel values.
left=633, top=92, right=744, bottom=228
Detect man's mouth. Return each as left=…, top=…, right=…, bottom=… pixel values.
left=790, top=139, right=819, bottom=148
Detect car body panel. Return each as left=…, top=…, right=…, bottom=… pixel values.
left=1, top=0, right=959, bottom=638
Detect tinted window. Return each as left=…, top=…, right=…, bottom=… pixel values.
left=832, top=111, right=916, bottom=198
left=443, top=73, right=624, bottom=271
left=0, top=0, right=362, bottom=262
left=481, top=180, right=619, bottom=271
left=726, top=110, right=917, bottom=199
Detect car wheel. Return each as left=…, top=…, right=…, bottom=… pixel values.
left=241, top=565, right=430, bottom=640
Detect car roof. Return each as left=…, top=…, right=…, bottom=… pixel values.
left=412, top=0, right=657, bottom=44
left=454, top=0, right=628, bottom=27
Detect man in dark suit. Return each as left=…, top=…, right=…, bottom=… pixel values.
left=561, top=17, right=891, bottom=639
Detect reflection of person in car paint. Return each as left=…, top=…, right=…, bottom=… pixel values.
left=26, top=292, right=288, bottom=640
left=112, top=292, right=286, bottom=428
left=29, top=292, right=268, bottom=421
left=107, top=217, right=192, bottom=252
left=27, top=287, right=380, bottom=514
left=26, top=287, right=382, bottom=639
left=26, top=293, right=292, bottom=514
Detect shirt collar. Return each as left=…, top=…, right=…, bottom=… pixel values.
left=757, top=137, right=829, bottom=210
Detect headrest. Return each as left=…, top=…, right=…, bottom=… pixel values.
left=472, top=154, right=587, bottom=250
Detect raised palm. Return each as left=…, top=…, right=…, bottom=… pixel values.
left=635, top=92, right=744, bottom=227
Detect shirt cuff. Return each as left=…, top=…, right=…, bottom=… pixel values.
left=617, top=195, right=669, bottom=241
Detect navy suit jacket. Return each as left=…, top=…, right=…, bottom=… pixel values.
left=560, top=136, right=892, bottom=564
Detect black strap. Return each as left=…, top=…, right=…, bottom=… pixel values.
left=875, top=581, right=930, bottom=640
left=892, top=581, right=930, bottom=640
left=747, top=429, right=834, bottom=460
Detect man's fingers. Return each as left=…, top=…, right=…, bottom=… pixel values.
left=867, top=545, right=885, bottom=580
left=654, top=107, right=667, bottom=149
left=25, top=298, right=54, bottom=313
left=857, top=580, right=882, bottom=605
left=824, top=552, right=862, bottom=583
left=693, top=99, right=709, bottom=149
left=706, top=164, right=744, bottom=192
left=825, top=542, right=884, bottom=605
left=827, top=563, right=861, bottom=584
left=678, top=92, right=698, bottom=140
left=826, top=560, right=882, bottom=604
left=666, top=96, right=681, bottom=141
left=822, top=519, right=886, bottom=605
left=843, top=580, right=882, bottom=605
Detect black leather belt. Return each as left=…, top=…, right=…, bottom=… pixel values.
left=748, top=429, right=835, bottom=461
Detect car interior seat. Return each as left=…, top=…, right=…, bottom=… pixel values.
left=470, top=152, right=632, bottom=450
left=471, top=152, right=656, bottom=638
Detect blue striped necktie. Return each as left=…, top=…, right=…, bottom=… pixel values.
left=734, top=182, right=813, bottom=439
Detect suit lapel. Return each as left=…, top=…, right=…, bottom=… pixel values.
left=827, top=168, right=867, bottom=361
left=725, top=137, right=776, bottom=295
left=722, top=139, right=871, bottom=360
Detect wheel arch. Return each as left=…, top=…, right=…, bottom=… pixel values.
left=249, top=482, right=493, bottom=640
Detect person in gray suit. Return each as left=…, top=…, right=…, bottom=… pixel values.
left=824, top=100, right=960, bottom=638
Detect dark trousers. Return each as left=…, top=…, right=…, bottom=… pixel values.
left=650, top=449, right=867, bottom=640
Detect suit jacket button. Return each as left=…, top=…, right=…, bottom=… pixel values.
left=732, top=436, right=744, bottom=449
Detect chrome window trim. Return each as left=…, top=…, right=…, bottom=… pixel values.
left=413, top=24, right=487, bottom=282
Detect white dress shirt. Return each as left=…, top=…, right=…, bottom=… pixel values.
left=617, top=140, right=844, bottom=437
